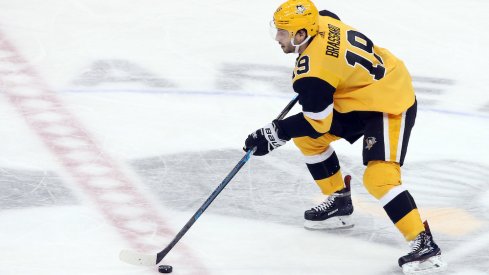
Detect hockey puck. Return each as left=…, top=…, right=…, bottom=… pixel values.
left=158, top=265, right=173, bottom=273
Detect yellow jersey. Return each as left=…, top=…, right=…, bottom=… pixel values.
left=277, top=11, right=415, bottom=138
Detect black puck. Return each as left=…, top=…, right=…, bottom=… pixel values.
left=158, top=265, right=173, bottom=273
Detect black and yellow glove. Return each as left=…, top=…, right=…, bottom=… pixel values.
left=243, top=120, right=289, bottom=156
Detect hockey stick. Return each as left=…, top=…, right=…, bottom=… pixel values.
left=119, top=95, right=299, bottom=266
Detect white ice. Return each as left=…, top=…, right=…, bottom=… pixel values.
left=0, top=0, right=488, bottom=274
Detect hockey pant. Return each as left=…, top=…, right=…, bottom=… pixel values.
left=293, top=104, right=425, bottom=241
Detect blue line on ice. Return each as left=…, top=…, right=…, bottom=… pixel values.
left=64, top=88, right=489, bottom=120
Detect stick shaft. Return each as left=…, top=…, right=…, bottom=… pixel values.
left=156, top=95, right=299, bottom=263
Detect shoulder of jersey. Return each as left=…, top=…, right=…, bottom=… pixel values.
left=292, top=15, right=345, bottom=84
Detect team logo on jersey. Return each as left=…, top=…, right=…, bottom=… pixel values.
left=296, top=5, right=306, bottom=14
left=365, top=137, right=377, bottom=150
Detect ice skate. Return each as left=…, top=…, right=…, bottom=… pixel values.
left=399, top=221, right=447, bottom=275
left=304, top=175, right=354, bottom=230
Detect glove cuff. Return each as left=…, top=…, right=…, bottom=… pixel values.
left=262, top=122, right=287, bottom=148
left=272, top=119, right=291, bottom=141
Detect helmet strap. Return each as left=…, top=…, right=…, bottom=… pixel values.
left=291, top=35, right=312, bottom=53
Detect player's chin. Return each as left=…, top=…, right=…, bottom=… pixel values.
left=280, top=46, right=291, bottom=54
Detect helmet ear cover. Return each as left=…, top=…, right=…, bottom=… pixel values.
left=290, top=29, right=313, bottom=53
left=285, top=29, right=308, bottom=42
left=294, top=28, right=308, bottom=37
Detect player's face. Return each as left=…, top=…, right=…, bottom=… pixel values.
left=275, top=29, right=295, bottom=53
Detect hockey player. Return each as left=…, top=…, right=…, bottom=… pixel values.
left=242, top=0, right=447, bottom=274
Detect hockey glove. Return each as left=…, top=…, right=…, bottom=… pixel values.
left=243, top=120, right=289, bottom=156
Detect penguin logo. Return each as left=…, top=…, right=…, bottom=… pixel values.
left=296, top=5, right=306, bottom=14
left=365, top=137, right=377, bottom=150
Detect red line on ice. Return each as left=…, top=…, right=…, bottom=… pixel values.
left=0, top=30, right=207, bottom=274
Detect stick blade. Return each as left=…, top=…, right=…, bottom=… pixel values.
left=119, top=249, right=157, bottom=266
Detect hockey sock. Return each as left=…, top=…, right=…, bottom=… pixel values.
left=364, top=161, right=425, bottom=240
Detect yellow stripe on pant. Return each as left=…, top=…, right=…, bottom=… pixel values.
left=383, top=112, right=406, bottom=163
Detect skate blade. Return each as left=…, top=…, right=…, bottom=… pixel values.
left=402, top=255, right=447, bottom=275
left=304, top=215, right=354, bottom=230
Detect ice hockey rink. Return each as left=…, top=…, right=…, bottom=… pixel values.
left=1, top=0, right=488, bottom=274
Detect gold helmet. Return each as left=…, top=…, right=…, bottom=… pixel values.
left=273, top=0, right=319, bottom=38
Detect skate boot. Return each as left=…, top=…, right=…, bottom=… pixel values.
left=399, top=221, right=447, bottom=275
left=304, top=175, right=354, bottom=230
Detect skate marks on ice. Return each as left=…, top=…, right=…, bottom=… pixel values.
left=132, top=149, right=489, bottom=274
left=0, top=167, right=77, bottom=209
left=1, top=149, right=485, bottom=273
left=131, top=149, right=489, bottom=231
left=130, top=149, right=314, bottom=225
left=0, top=32, right=209, bottom=273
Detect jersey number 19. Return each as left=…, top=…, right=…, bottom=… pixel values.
left=345, top=30, right=386, bottom=81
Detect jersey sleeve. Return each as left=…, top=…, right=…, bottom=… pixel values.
left=276, top=77, right=336, bottom=139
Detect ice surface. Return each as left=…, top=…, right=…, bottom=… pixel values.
left=0, top=0, right=488, bottom=274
